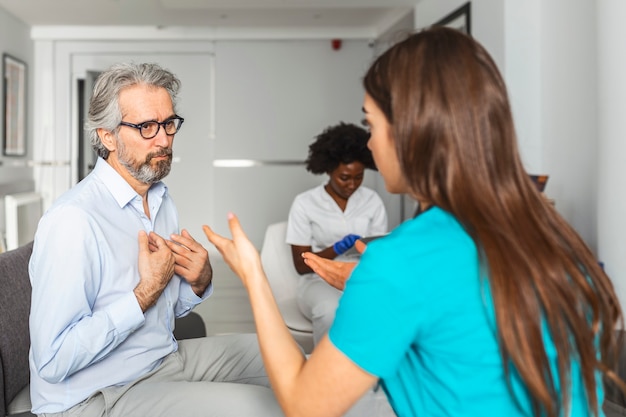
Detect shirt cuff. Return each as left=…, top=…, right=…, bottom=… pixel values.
left=107, top=291, right=145, bottom=335
left=178, top=280, right=213, bottom=308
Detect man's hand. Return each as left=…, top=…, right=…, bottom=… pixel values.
left=302, top=240, right=366, bottom=290
left=135, top=230, right=176, bottom=312
left=166, top=229, right=213, bottom=297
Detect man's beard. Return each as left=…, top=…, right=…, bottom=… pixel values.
left=116, top=138, right=173, bottom=184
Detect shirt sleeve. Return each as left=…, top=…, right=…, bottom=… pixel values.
left=285, top=196, right=312, bottom=246
left=328, top=235, right=426, bottom=378
left=29, top=205, right=145, bottom=384
left=175, top=280, right=213, bottom=317
left=369, top=193, right=388, bottom=235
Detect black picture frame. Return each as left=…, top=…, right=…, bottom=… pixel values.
left=433, top=2, right=471, bottom=35
left=3, top=53, right=27, bottom=157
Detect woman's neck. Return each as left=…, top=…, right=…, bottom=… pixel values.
left=324, top=183, right=348, bottom=212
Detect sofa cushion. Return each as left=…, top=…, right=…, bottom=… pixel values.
left=7, top=384, right=31, bottom=415
left=0, top=242, right=34, bottom=416
left=604, top=398, right=626, bottom=416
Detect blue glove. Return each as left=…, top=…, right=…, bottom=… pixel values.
left=333, top=234, right=362, bottom=255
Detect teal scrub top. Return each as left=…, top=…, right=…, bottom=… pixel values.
left=329, top=207, right=603, bottom=417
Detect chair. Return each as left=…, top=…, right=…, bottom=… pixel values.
left=604, top=330, right=626, bottom=416
left=0, top=242, right=206, bottom=417
left=260, top=222, right=314, bottom=354
left=173, top=311, right=207, bottom=340
left=0, top=242, right=35, bottom=417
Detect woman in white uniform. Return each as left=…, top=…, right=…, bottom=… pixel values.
left=286, top=122, right=388, bottom=345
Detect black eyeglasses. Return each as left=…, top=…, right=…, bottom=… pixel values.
left=118, top=116, right=184, bottom=139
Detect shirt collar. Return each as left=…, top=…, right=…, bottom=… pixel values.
left=93, top=157, right=168, bottom=208
left=317, top=183, right=364, bottom=207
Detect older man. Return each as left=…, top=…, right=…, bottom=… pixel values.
left=29, top=62, right=283, bottom=417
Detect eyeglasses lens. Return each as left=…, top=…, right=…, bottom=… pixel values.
left=140, top=122, right=159, bottom=138
left=139, top=118, right=182, bottom=139
left=164, top=119, right=179, bottom=135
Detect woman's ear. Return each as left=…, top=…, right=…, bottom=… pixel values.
left=98, top=128, right=117, bottom=152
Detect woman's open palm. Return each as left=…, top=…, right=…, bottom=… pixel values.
left=203, top=213, right=264, bottom=288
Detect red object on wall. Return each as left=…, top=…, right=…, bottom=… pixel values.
left=331, top=39, right=342, bottom=50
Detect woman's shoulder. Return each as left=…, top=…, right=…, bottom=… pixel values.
left=352, top=207, right=481, bottom=308
left=294, top=184, right=325, bottom=199
left=291, top=184, right=324, bottom=206
left=354, top=185, right=378, bottom=198
left=352, top=186, right=384, bottom=205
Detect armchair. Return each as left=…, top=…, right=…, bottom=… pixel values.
left=0, top=242, right=34, bottom=417
left=260, top=221, right=314, bottom=354
left=604, top=330, right=626, bottom=416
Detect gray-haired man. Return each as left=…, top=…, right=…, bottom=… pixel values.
left=29, top=62, right=283, bottom=417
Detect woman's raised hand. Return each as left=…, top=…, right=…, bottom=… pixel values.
left=202, top=213, right=264, bottom=288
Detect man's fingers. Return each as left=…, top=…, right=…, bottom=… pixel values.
left=166, top=239, right=192, bottom=255
left=138, top=230, right=150, bottom=253
left=148, top=231, right=168, bottom=249
left=169, top=229, right=196, bottom=250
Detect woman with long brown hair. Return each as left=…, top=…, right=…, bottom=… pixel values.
left=204, top=27, right=623, bottom=417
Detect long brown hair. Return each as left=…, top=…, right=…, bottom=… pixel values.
left=364, top=27, right=623, bottom=416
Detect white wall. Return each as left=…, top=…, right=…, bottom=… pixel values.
left=415, top=0, right=505, bottom=71
left=504, top=0, right=598, bottom=252
left=211, top=39, right=376, bottom=246
left=536, top=2, right=597, bottom=253
left=416, top=0, right=542, bottom=170
left=539, top=1, right=598, bottom=251
left=504, top=0, right=599, bottom=251
left=0, top=7, right=34, bottom=170
left=414, top=0, right=599, bottom=253
left=597, top=0, right=626, bottom=312
left=32, top=36, right=378, bottom=249
left=370, top=9, right=415, bottom=226
left=504, top=0, right=542, bottom=174
left=8, top=1, right=610, bottom=262
left=0, top=6, right=34, bottom=249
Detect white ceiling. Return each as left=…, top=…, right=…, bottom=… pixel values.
left=0, top=0, right=416, bottom=37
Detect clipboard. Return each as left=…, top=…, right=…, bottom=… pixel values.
left=343, top=234, right=386, bottom=257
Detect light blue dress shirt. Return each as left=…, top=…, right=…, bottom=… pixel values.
left=28, top=157, right=212, bottom=414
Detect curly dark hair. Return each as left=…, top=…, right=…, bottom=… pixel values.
left=305, top=122, right=376, bottom=174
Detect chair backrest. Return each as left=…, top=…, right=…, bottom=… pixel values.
left=173, top=312, right=207, bottom=340
left=0, top=242, right=34, bottom=417
left=260, top=222, right=312, bottom=334
left=604, top=330, right=626, bottom=415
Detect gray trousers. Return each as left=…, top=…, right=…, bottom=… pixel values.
left=297, top=274, right=342, bottom=346
left=41, top=334, right=284, bottom=417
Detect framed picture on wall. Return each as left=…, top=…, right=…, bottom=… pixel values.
left=3, top=53, right=27, bottom=156
left=434, top=2, right=471, bottom=35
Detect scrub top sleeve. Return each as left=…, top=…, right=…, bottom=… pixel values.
left=286, top=197, right=312, bottom=245
left=329, top=239, right=427, bottom=378
left=370, top=194, right=389, bottom=235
